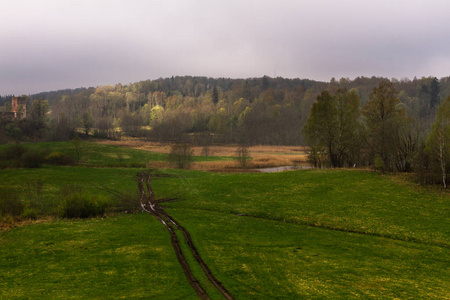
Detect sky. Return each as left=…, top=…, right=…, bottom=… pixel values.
left=1, top=0, right=450, bottom=95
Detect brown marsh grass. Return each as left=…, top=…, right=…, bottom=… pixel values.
left=96, top=138, right=309, bottom=171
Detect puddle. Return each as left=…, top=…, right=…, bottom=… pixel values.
left=256, top=165, right=311, bottom=173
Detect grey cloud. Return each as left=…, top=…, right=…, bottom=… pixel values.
left=1, top=0, right=450, bottom=95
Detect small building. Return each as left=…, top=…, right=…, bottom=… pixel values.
left=11, top=96, right=27, bottom=119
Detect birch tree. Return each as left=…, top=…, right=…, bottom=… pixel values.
left=426, top=96, right=450, bottom=188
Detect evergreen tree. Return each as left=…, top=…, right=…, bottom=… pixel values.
left=212, top=86, right=219, bottom=104
left=430, top=77, right=440, bottom=108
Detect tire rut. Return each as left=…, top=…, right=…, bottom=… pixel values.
left=137, top=170, right=233, bottom=300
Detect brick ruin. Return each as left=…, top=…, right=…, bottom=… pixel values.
left=11, top=96, right=27, bottom=119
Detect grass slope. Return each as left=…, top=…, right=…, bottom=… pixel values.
left=1, top=168, right=449, bottom=298
left=170, top=209, right=449, bottom=298
left=0, top=166, right=140, bottom=214
left=0, top=213, right=196, bottom=299
left=167, top=169, right=449, bottom=247
left=164, top=169, right=450, bottom=298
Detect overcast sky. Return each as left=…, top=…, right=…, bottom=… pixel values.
left=1, top=0, right=450, bottom=95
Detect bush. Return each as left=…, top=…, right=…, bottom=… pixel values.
left=22, top=208, right=38, bottom=220
left=374, top=155, right=386, bottom=172
left=4, top=143, right=27, bottom=160
left=168, top=143, right=194, bottom=169
left=0, top=144, right=45, bottom=168
left=307, top=145, right=326, bottom=168
left=1, top=144, right=27, bottom=168
left=0, top=187, right=24, bottom=216
left=58, top=192, right=108, bottom=219
left=236, top=145, right=251, bottom=168
left=22, top=150, right=45, bottom=168
left=45, top=151, right=75, bottom=165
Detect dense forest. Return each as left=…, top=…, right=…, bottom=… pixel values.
left=1, top=75, right=449, bottom=186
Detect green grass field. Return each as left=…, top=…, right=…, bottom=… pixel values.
left=0, top=141, right=232, bottom=168
left=0, top=213, right=196, bottom=298
left=1, top=166, right=449, bottom=298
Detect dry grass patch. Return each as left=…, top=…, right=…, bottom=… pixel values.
left=251, top=154, right=307, bottom=168
left=190, top=161, right=258, bottom=172
left=145, top=161, right=171, bottom=169
left=95, top=138, right=309, bottom=171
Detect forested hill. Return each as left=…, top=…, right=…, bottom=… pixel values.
left=25, top=75, right=448, bottom=107
left=3, top=75, right=450, bottom=145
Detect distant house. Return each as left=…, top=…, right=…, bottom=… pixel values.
left=11, top=96, right=27, bottom=119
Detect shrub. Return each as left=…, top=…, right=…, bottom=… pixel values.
left=1, top=144, right=27, bottom=168
left=58, top=192, right=108, bottom=219
left=22, top=208, right=38, bottom=220
left=168, top=143, right=194, bottom=169
left=236, top=145, right=251, bottom=168
left=4, top=143, right=27, bottom=160
left=22, top=150, right=45, bottom=168
left=307, top=145, right=326, bottom=168
left=45, top=151, right=75, bottom=165
left=0, top=187, right=24, bottom=216
left=374, top=155, right=386, bottom=172
left=0, top=144, right=45, bottom=168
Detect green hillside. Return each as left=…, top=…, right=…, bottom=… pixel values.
left=1, top=168, right=448, bottom=298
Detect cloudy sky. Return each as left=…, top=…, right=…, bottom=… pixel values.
left=1, top=0, right=450, bottom=95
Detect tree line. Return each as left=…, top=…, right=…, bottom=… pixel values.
left=0, top=75, right=449, bottom=186
left=303, top=79, right=450, bottom=187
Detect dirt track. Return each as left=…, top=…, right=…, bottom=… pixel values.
left=137, top=170, right=233, bottom=299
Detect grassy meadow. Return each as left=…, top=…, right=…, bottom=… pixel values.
left=0, top=141, right=232, bottom=168
left=165, top=170, right=449, bottom=298
left=0, top=141, right=449, bottom=298
left=0, top=213, right=196, bottom=299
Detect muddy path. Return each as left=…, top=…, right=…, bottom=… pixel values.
left=137, top=170, right=233, bottom=300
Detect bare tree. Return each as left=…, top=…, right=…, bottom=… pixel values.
left=168, top=143, right=194, bottom=169
left=362, top=80, right=406, bottom=172
left=236, top=145, right=251, bottom=168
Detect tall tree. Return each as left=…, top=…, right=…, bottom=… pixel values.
left=31, top=99, right=49, bottom=122
left=212, top=86, right=219, bottom=104
left=30, top=99, right=50, bottom=138
left=302, top=89, right=361, bottom=167
left=430, top=77, right=440, bottom=108
left=362, top=80, right=406, bottom=171
left=81, top=111, right=94, bottom=135
left=334, top=89, right=362, bottom=166
left=426, top=96, right=450, bottom=188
